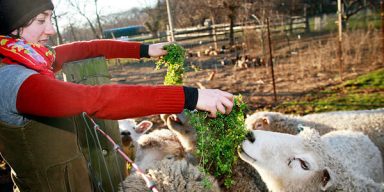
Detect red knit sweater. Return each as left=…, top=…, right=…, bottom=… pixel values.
left=16, top=40, right=185, bottom=119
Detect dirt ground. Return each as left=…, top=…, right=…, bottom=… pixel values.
left=109, top=45, right=384, bottom=128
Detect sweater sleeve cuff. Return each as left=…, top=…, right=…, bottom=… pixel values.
left=183, top=86, right=198, bottom=110
left=140, top=44, right=150, bottom=58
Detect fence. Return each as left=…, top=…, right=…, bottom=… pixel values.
left=126, top=15, right=308, bottom=48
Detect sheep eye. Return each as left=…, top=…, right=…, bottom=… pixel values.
left=287, top=158, right=293, bottom=167
left=299, top=159, right=309, bottom=170
left=255, top=123, right=262, bottom=130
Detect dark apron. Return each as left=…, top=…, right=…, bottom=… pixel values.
left=0, top=117, right=93, bottom=192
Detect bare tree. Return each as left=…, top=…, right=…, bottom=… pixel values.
left=142, top=0, right=167, bottom=38
left=172, top=0, right=211, bottom=27
left=67, top=0, right=100, bottom=39
left=103, top=8, right=148, bottom=29
left=53, top=10, right=64, bottom=45
left=69, top=22, right=78, bottom=41
left=93, top=0, right=103, bottom=38
left=342, top=0, right=380, bottom=29
left=207, top=0, right=242, bottom=45
left=52, top=0, right=67, bottom=44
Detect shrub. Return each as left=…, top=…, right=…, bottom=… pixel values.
left=155, top=44, right=186, bottom=85
left=186, top=97, right=247, bottom=188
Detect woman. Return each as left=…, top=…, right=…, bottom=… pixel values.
left=0, top=0, right=234, bottom=191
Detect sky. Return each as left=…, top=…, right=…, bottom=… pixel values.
left=52, top=0, right=157, bottom=27
left=53, top=0, right=157, bottom=14
left=94, top=0, right=157, bottom=14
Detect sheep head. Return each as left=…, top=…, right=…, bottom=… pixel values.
left=166, top=113, right=197, bottom=153
left=118, top=119, right=153, bottom=162
left=245, top=112, right=302, bottom=135
left=118, top=119, right=153, bottom=142
left=245, top=112, right=276, bottom=131
left=166, top=113, right=198, bottom=165
left=238, top=128, right=336, bottom=192
left=135, top=128, right=185, bottom=171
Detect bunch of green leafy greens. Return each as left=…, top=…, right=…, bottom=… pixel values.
left=185, top=96, right=247, bottom=188
left=156, top=43, right=248, bottom=188
left=155, top=44, right=186, bottom=85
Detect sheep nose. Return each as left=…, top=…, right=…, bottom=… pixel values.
left=246, top=131, right=255, bottom=143
left=121, top=131, right=131, bottom=136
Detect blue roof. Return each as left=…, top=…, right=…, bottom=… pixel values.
left=103, top=25, right=147, bottom=39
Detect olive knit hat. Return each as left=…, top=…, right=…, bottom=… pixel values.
left=0, top=0, right=54, bottom=35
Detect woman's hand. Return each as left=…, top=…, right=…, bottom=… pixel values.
left=148, top=42, right=171, bottom=57
left=196, top=89, right=234, bottom=118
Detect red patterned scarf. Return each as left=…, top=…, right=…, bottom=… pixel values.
left=0, top=35, right=55, bottom=78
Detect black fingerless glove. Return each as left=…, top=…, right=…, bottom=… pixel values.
left=183, top=86, right=198, bottom=110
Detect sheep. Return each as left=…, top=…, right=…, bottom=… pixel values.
left=118, top=115, right=220, bottom=192
left=118, top=119, right=184, bottom=172
left=238, top=128, right=384, bottom=192
left=244, top=109, right=384, bottom=168
left=119, top=156, right=220, bottom=192
left=118, top=114, right=200, bottom=172
left=244, top=111, right=335, bottom=135
left=245, top=108, right=384, bottom=134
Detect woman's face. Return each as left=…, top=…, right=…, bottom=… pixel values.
left=13, top=10, right=56, bottom=45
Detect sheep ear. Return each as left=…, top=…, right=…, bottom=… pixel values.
left=262, top=117, right=270, bottom=125
left=176, top=112, right=188, bottom=124
left=320, top=167, right=334, bottom=191
left=136, top=120, right=153, bottom=134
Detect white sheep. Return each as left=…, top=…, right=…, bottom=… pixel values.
left=245, top=108, right=384, bottom=133
left=244, top=109, right=384, bottom=168
left=119, top=156, right=220, bottom=192
left=118, top=115, right=220, bottom=192
left=238, top=128, right=384, bottom=192
left=118, top=117, right=185, bottom=172
left=245, top=111, right=335, bottom=134
left=118, top=118, right=154, bottom=177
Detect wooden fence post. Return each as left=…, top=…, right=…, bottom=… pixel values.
left=337, top=0, right=344, bottom=81
left=266, top=18, right=278, bottom=103
left=381, top=0, right=384, bottom=64
left=166, top=0, right=175, bottom=42
left=61, top=57, right=125, bottom=192
left=211, top=16, right=218, bottom=51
